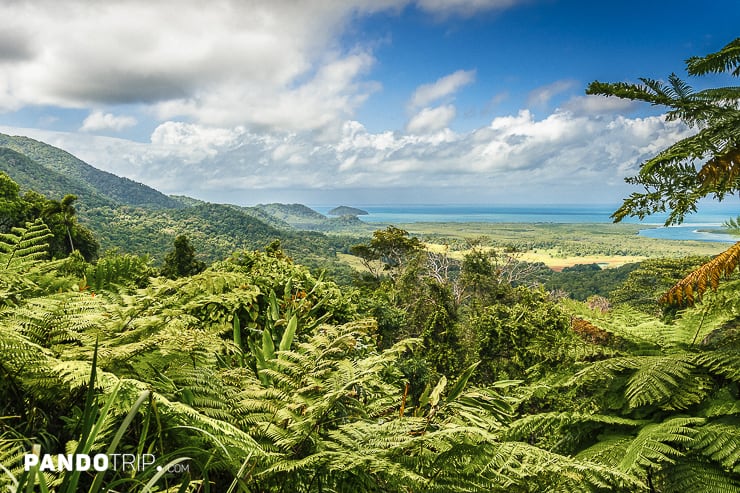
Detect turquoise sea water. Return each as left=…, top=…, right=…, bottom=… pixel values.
left=311, top=203, right=740, bottom=243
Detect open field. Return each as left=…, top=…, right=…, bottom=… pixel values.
left=338, top=222, right=731, bottom=271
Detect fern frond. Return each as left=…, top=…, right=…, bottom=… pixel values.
left=687, top=38, right=740, bottom=77
left=663, top=241, right=740, bottom=305
left=0, top=220, right=52, bottom=269
left=659, top=459, right=740, bottom=493
left=578, top=417, right=702, bottom=477
left=691, top=419, right=740, bottom=471
left=698, top=387, right=740, bottom=418
left=625, top=355, right=712, bottom=410
left=619, top=418, right=701, bottom=473
left=693, top=348, right=740, bottom=382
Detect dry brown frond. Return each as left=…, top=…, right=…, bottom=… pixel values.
left=662, top=241, right=740, bottom=305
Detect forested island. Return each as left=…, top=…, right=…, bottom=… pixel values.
left=327, top=205, right=369, bottom=216
left=0, top=39, right=738, bottom=493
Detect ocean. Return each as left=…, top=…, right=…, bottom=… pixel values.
left=310, top=203, right=740, bottom=243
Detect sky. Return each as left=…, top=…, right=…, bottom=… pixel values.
left=0, top=0, right=738, bottom=207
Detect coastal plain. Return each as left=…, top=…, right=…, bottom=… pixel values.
left=372, top=222, right=732, bottom=271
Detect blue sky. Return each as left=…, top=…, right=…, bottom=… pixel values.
left=0, top=0, right=738, bottom=206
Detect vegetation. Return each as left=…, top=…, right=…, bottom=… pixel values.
left=1, top=39, right=739, bottom=492
left=0, top=134, right=181, bottom=209
left=161, top=235, right=206, bottom=279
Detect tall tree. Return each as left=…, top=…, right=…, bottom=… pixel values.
left=44, top=194, right=78, bottom=252
left=350, top=226, right=422, bottom=281
left=161, top=234, right=206, bottom=279
left=587, top=38, right=740, bottom=304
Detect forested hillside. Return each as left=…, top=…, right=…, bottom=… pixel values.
left=0, top=134, right=182, bottom=209
left=0, top=140, right=363, bottom=279
left=0, top=147, right=117, bottom=210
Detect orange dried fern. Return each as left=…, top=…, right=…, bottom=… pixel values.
left=662, top=241, right=740, bottom=305
left=697, top=146, right=740, bottom=190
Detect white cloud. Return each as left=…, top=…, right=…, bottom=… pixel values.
left=561, top=94, right=640, bottom=115
left=80, top=111, right=138, bottom=132
left=527, top=79, right=578, bottom=107
left=0, top=0, right=396, bottom=132
left=1, top=105, right=693, bottom=205
left=0, top=0, right=696, bottom=205
left=408, top=69, right=476, bottom=110
left=406, top=105, right=457, bottom=134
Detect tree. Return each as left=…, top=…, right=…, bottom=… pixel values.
left=161, top=234, right=206, bottom=278
left=44, top=194, right=78, bottom=252
left=0, top=172, right=23, bottom=232
left=588, top=38, right=740, bottom=226
left=588, top=38, right=740, bottom=304
left=350, top=226, right=422, bottom=281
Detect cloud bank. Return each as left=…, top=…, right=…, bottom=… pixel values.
left=3, top=103, right=692, bottom=204
left=0, top=0, right=692, bottom=205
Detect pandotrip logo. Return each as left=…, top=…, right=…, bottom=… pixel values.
left=20, top=446, right=190, bottom=474
left=24, top=453, right=156, bottom=472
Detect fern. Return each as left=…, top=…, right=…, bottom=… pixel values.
left=663, top=242, right=740, bottom=305
left=578, top=417, right=702, bottom=475
left=0, top=220, right=53, bottom=269
left=659, top=459, right=740, bottom=493
left=691, top=420, right=740, bottom=472
left=624, top=355, right=713, bottom=410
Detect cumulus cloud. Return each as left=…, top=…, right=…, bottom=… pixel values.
left=0, top=0, right=395, bottom=131
left=0, top=27, right=35, bottom=62
left=406, top=105, right=457, bottom=134
left=408, top=69, right=476, bottom=110
left=561, top=94, right=640, bottom=115
left=0, top=0, right=696, bottom=205
left=1, top=106, right=694, bottom=205
left=80, top=111, right=138, bottom=132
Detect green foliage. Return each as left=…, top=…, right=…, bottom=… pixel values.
left=0, top=134, right=181, bottom=209
left=350, top=226, right=423, bottom=281
left=722, top=215, right=740, bottom=234
left=161, top=235, right=206, bottom=279
left=609, top=256, right=711, bottom=315
left=0, top=172, right=99, bottom=261
left=84, top=250, right=154, bottom=291
left=2, top=157, right=739, bottom=490
left=471, top=287, right=571, bottom=382
left=545, top=262, right=640, bottom=301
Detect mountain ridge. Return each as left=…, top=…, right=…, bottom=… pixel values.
left=0, top=133, right=183, bottom=209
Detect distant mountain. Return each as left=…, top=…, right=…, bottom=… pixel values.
left=256, top=203, right=372, bottom=232
left=0, top=133, right=182, bottom=209
left=327, top=205, right=368, bottom=216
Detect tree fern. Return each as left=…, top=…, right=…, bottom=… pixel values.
left=658, top=459, right=740, bottom=493
left=691, top=420, right=740, bottom=472
left=0, top=220, right=53, bottom=269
